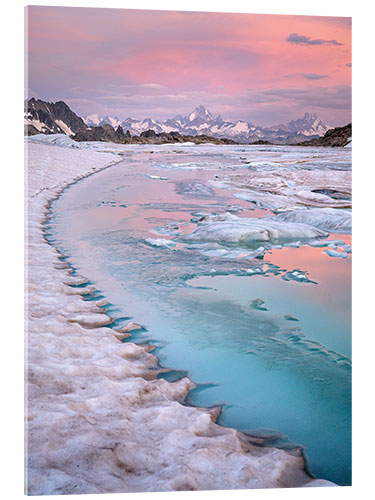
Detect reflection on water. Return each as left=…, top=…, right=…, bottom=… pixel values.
left=49, top=145, right=351, bottom=485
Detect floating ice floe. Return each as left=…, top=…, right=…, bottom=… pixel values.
left=197, top=212, right=240, bottom=224
left=183, top=214, right=327, bottom=245
left=185, top=242, right=265, bottom=260
left=225, top=204, right=244, bottom=213
left=284, top=314, right=299, bottom=321
left=309, top=239, right=345, bottom=248
left=175, top=180, right=216, bottom=198
left=325, top=249, right=348, bottom=259
left=146, top=174, right=169, bottom=180
left=151, top=221, right=181, bottom=236
left=145, top=238, right=176, bottom=248
left=281, top=269, right=315, bottom=283
left=284, top=241, right=301, bottom=248
left=250, top=298, right=268, bottom=311
left=274, top=208, right=352, bottom=233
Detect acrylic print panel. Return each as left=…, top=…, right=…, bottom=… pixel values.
left=25, top=3, right=352, bottom=496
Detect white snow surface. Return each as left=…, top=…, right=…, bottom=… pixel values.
left=83, top=113, right=102, bottom=126
left=25, top=117, right=50, bottom=132
left=25, top=141, right=332, bottom=494
left=54, top=119, right=74, bottom=136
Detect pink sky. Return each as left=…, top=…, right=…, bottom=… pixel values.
left=26, top=6, right=351, bottom=126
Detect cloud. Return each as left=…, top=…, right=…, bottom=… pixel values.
left=284, top=73, right=329, bottom=80
left=139, top=83, right=168, bottom=90
left=286, top=33, right=343, bottom=46
left=258, top=85, right=351, bottom=110
left=301, top=73, right=329, bottom=80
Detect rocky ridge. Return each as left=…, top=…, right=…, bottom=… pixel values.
left=297, top=124, right=352, bottom=147
left=73, top=125, right=237, bottom=145
left=24, top=98, right=88, bottom=136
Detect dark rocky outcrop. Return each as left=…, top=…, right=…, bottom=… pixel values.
left=24, top=98, right=88, bottom=136
left=73, top=124, right=121, bottom=142
left=74, top=126, right=238, bottom=145
left=251, top=140, right=272, bottom=145
left=297, top=124, right=352, bottom=147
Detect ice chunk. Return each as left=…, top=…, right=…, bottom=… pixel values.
left=152, top=222, right=181, bottom=236
left=284, top=314, right=299, bottom=321
left=197, top=212, right=240, bottom=224
left=184, top=216, right=327, bottom=245
left=185, top=242, right=265, bottom=260
left=250, top=298, right=268, bottom=311
left=325, top=249, right=348, bottom=259
left=284, top=241, right=301, bottom=248
left=146, top=174, right=169, bottom=180
left=282, top=270, right=315, bottom=283
left=145, top=238, right=176, bottom=248
left=309, top=239, right=344, bottom=248
left=274, top=208, right=351, bottom=233
left=175, top=180, right=215, bottom=198
left=225, top=204, right=244, bottom=213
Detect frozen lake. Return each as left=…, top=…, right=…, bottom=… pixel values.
left=47, top=143, right=351, bottom=485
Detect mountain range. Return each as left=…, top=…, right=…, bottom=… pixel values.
left=25, top=98, right=331, bottom=144
left=84, top=105, right=330, bottom=144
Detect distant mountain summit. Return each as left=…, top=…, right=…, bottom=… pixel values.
left=83, top=114, right=122, bottom=129
left=25, top=98, right=333, bottom=145
left=24, top=98, right=88, bottom=136
left=272, top=112, right=330, bottom=137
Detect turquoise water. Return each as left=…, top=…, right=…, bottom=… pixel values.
left=48, top=145, right=351, bottom=485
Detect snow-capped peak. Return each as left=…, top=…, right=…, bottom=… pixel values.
left=83, top=113, right=102, bottom=126
left=80, top=105, right=333, bottom=144
left=84, top=114, right=122, bottom=128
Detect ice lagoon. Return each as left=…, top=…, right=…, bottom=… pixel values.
left=45, top=142, right=351, bottom=486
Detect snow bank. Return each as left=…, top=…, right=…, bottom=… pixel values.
left=27, top=133, right=88, bottom=149
left=25, top=141, right=331, bottom=494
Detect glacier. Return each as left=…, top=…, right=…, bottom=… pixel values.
left=25, top=140, right=336, bottom=495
